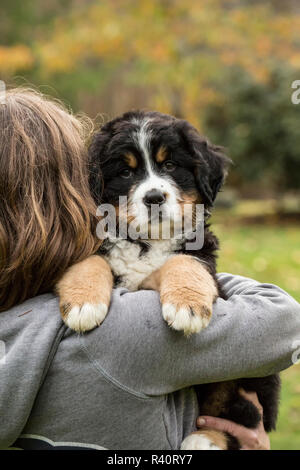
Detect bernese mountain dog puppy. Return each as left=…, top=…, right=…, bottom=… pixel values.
left=57, top=111, right=280, bottom=450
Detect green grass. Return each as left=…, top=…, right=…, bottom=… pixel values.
left=212, top=212, right=300, bottom=450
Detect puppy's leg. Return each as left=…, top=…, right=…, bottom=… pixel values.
left=181, top=430, right=228, bottom=450
left=141, top=255, right=218, bottom=335
left=56, top=255, right=113, bottom=332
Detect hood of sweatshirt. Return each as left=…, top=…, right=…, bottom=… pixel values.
left=0, top=294, right=66, bottom=449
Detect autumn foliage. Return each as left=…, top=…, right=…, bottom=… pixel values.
left=1, top=0, right=300, bottom=192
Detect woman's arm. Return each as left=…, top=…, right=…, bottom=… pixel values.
left=81, top=273, right=300, bottom=396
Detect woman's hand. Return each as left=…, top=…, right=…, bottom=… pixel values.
left=197, top=390, right=270, bottom=450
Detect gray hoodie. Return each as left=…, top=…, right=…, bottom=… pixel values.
left=0, top=273, right=300, bottom=450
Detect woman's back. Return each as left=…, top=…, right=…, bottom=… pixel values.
left=0, top=290, right=197, bottom=450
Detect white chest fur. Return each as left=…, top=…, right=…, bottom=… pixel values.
left=104, top=238, right=180, bottom=291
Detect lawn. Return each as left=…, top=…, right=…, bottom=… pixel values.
left=212, top=213, right=300, bottom=450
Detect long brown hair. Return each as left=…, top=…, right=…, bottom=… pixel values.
left=0, top=88, right=100, bottom=311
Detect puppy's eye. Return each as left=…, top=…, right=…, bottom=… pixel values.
left=162, top=161, right=176, bottom=172
left=120, top=168, right=133, bottom=179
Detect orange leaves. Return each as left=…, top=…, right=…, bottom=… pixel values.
left=2, top=0, right=300, bottom=122
left=290, top=54, right=300, bottom=69
left=149, top=44, right=170, bottom=63
left=5, top=0, right=300, bottom=82
left=0, top=45, right=34, bottom=75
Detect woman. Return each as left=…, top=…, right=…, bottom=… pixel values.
left=0, top=88, right=299, bottom=450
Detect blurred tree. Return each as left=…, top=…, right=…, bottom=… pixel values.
left=0, top=0, right=300, bottom=194
left=204, top=66, right=300, bottom=193
left=1, top=0, right=299, bottom=117
left=0, top=0, right=75, bottom=77
left=0, top=0, right=75, bottom=45
left=31, top=0, right=300, bottom=120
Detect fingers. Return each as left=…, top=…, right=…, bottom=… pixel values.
left=196, top=391, right=270, bottom=450
left=197, top=416, right=249, bottom=438
left=197, top=416, right=260, bottom=449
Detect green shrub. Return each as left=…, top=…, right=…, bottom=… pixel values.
left=204, top=67, right=300, bottom=194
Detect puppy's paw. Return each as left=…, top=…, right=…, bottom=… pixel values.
left=162, top=301, right=211, bottom=335
left=181, top=429, right=228, bottom=450
left=62, top=302, right=108, bottom=333
left=158, top=255, right=218, bottom=335
left=181, top=433, right=222, bottom=451
left=56, top=255, right=113, bottom=333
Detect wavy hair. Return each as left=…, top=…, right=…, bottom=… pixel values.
left=0, top=88, right=101, bottom=311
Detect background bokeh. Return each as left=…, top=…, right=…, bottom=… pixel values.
left=0, top=0, right=299, bottom=450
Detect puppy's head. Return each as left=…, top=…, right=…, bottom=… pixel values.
left=89, top=111, right=230, bottom=236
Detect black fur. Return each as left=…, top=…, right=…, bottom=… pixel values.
left=89, top=110, right=281, bottom=449
left=89, top=110, right=230, bottom=208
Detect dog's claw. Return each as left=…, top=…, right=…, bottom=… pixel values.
left=162, top=303, right=211, bottom=335
left=64, top=302, right=108, bottom=332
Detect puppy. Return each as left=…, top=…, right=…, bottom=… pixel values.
left=58, top=111, right=225, bottom=335
left=57, top=111, right=280, bottom=450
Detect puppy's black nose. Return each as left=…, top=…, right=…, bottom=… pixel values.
left=143, top=189, right=166, bottom=207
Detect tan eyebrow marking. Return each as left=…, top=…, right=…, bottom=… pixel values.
left=156, top=146, right=168, bottom=163
left=124, top=152, right=138, bottom=169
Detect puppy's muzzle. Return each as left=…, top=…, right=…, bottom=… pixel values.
left=143, top=189, right=166, bottom=207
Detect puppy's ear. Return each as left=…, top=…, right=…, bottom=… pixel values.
left=194, top=138, right=230, bottom=207
left=178, top=122, right=231, bottom=207
left=88, top=128, right=111, bottom=204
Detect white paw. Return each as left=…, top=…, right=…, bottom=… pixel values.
left=162, top=304, right=210, bottom=335
left=181, top=433, right=221, bottom=451
left=64, top=302, right=108, bottom=332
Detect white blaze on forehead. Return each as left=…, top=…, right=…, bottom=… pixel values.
left=132, top=117, right=153, bottom=174
left=130, top=116, right=183, bottom=229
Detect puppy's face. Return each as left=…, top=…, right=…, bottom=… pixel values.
left=89, top=111, right=229, bottom=237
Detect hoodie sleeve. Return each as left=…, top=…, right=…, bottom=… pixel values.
left=0, top=294, right=66, bottom=449
left=81, top=274, right=300, bottom=397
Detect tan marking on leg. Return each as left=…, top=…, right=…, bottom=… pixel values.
left=56, top=255, right=113, bottom=332
left=139, top=269, right=161, bottom=290
left=142, top=255, right=218, bottom=335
